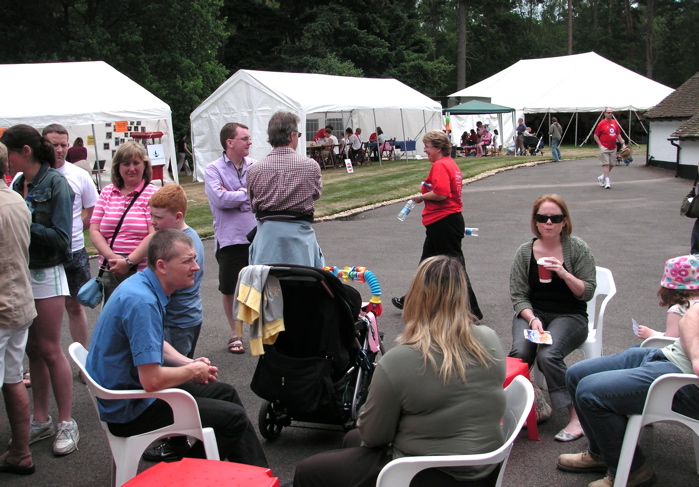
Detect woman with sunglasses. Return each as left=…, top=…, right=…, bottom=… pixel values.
left=509, top=194, right=596, bottom=443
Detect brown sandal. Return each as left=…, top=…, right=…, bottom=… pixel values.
left=0, top=451, right=35, bottom=475
left=227, top=337, right=244, bottom=354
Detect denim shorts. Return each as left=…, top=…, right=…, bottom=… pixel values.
left=63, top=248, right=91, bottom=296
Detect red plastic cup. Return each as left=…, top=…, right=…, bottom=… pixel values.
left=537, top=257, right=552, bottom=283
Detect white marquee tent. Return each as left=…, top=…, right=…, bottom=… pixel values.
left=449, top=52, right=674, bottom=146
left=190, top=70, right=443, bottom=180
left=0, top=61, right=177, bottom=188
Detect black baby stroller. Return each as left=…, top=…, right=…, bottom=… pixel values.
left=523, top=134, right=545, bottom=155
left=248, top=264, right=383, bottom=440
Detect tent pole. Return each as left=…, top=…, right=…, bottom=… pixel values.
left=90, top=124, right=101, bottom=193
left=372, top=108, right=381, bottom=168
left=400, top=109, right=407, bottom=163
left=421, top=111, right=427, bottom=163
left=575, top=112, right=578, bottom=147
left=628, top=109, right=632, bottom=143
left=512, top=111, right=517, bottom=157
left=498, top=113, right=503, bottom=154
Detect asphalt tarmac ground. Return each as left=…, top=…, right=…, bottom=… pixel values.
left=2, top=157, right=698, bottom=486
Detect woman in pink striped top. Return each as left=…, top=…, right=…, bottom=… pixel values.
left=90, top=142, right=159, bottom=302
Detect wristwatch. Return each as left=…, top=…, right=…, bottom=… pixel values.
left=125, top=257, right=136, bottom=269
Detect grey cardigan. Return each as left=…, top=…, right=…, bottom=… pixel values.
left=510, top=235, right=596, bottom=315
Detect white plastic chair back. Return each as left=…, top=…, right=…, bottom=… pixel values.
left=614, top=343, right=699, bottom=486
left=375, top=375, right=534, bottom=487
left=69, top=343, right=219, bottom=486
left=531, top=266, right=616, bottom=387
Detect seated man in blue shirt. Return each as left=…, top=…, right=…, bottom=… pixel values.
left=86, top=229, right=267, bottom=467
left=141, top=184, right=206, bottom=461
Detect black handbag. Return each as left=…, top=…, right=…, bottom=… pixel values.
left=681, top=175, right=699, bottom=218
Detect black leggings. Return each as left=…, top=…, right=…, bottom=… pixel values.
left=420, top=212, right=482, bottom=319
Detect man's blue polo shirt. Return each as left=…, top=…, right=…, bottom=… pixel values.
left=86, top=267, right=169, bottom=423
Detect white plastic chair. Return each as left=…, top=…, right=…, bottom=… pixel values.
left=613, top=339, right=699, bottom=486
left=375, top=375, right=534, bottom=487
left=69, top=343, right=220, bottom=487
left=639, top=335, right=676, bottom=349
left=531, top=266, right=616, bottom=387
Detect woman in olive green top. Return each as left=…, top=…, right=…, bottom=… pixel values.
left=509, top=194, right=596, bottom=443
left=292, top=256, right=506, bottom=487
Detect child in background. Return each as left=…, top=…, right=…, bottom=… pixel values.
left=635, top=255, right=699, bottom=339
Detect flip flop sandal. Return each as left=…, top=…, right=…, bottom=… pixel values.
left=227, top=337, right=245, bottom=354
left=0, top=451, right=35, bottom=475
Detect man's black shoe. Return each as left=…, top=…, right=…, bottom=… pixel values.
left=391, top=297, right=404, bottom=310
left=142, top=437, right=192, bottom=462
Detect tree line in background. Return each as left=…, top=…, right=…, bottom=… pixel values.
left=1, top=0, right=697, bottom=135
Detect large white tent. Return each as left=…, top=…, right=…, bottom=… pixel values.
left=190, top=70, right=443, bottom=180
left=449, top=52, right=674, bottom=146
left=0, top=61, right=177, bottom=188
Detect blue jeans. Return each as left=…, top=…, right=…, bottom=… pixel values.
left=567, top=347, right=699, bottom=473
left=509, top=310, right=588, bottom=409
left=551, top=139, right=561, bottom=161
left=163, top=323, right=202, bottom=359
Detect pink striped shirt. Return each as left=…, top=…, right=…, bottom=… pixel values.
left=90, top=180, right=159, bottom=270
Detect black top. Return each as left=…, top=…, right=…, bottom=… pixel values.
left=528, top=252, right=586, bottom=317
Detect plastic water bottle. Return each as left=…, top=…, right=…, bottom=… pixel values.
left=464, top=227, right=479, bottom=236
left=397, top=200, right=416, bottom=221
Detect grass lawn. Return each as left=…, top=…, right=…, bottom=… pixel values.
left=84, top=144, right=642, bottom=255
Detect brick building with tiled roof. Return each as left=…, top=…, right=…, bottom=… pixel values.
left=645, top=72, right=699, bottom=177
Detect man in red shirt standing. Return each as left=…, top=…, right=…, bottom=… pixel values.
left=594, top=108, right=626, bottom=189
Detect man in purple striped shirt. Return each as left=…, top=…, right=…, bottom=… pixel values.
left=205, top=123, right=257, bottom=354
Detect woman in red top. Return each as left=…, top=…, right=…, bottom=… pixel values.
left=392, top=130, right=482, bottom=320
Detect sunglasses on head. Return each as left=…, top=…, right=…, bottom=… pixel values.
left=535, top=214, right=565, bottom=224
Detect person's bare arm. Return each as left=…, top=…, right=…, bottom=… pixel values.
left=665, top=312, right=682, bottom=338
left=679, top=303, right=699, bottom=375
left=89, top=223, right=121, bottom=262
left=137, top=362, right=217, bottom=392
left=593, top=133, right=602, bottom=149
left=82, top=207, right=94, bottom=231
left=108, top=227, right=155, bottom=275
left=412, top=191, right=446, bottom=203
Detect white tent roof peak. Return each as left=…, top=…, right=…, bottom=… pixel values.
left=0, top=61, right=171, bottom=127
left=192, top=69, right=442, bottom=118
left=449, top=52, right=674, bottom=114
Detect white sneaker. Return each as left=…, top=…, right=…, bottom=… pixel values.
left=29, top=415, right=56, bottom=444
left=605, top=178, right=611, bottom=189
left=53, top=419, right=79, bottom=456
left=598, top=174, right=605, bottom=187
left=9, top=415, right=56, bottom=447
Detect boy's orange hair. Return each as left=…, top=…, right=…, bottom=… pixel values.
left=149, top=184, right=188, bottom=217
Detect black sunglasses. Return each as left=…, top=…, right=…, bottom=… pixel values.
left=535, top=214, right=565, bottom=224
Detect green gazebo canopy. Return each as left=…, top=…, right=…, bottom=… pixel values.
left=444, top=100, right=515, bottom=115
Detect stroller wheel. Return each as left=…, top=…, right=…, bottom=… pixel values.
left=259, top=400, right=284, bottom=440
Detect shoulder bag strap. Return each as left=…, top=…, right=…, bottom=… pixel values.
left=98, top=187, right=145, bottom=277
